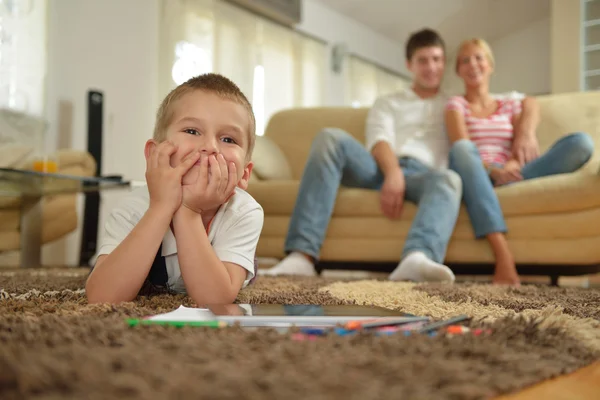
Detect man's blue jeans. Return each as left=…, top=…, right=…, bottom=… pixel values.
left=284, top=128, right=462, bottom=264
left=449, top=133, right=594, bottom=238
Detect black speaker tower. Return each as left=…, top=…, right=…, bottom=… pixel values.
left=79, top=90, right=103, bottom=266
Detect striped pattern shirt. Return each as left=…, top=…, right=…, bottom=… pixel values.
left=446, top=96, right=522, bottom=166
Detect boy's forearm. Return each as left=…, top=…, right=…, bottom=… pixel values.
left=86, top=207, right=172, bottom=303
left=516, top=97, right=540, bottom=138
left=172, top=207, right=238, bottom=304
left=371, top=141, right=401, bottom=177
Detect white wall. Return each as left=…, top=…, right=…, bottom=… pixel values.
left=550, top=0, right=582, bottom=93
left=39, top=0, right=405, bottom=266
left=42, top=0, right=159, bottom=266
left=298, top=0, right=407, bottom=105
left=489, top=18, right=550, bottom=95
left=442, top=18, right=551, bottom=96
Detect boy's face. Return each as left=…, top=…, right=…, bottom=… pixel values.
left=406, top=46, right=445, bottom=91
left=148, top=90, right=253, bottom=190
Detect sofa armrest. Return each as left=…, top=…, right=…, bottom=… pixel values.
left=15, top=149, right=97, bottom=177
left=0, top=150, right=97, bottom=210
left=55, top=149, right=96, bottom=177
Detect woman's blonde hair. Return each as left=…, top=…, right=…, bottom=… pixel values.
left=455, top=38, right=495, bottom=73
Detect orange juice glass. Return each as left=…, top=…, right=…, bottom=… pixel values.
left=32, top=156, right=58, bottom=173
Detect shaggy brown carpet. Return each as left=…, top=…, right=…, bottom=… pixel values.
left=1, top=268, right=599, bottom=400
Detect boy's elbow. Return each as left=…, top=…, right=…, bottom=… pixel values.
left=86, top=293, right=105, bottom=305
left=189, top=286, right=239, bottom=306
left=85, top=286, right=107, bottom=304
left=86, top=291, right=133, bottom=305
left=85, top=285, right=111, bottom=304
left=220, top=284, right=239, bottom=304
left=85, top=278, right=99, bottom=303
left=225, top=286, right=241, bottom=304
left=85, top=280, right=133, bottom=305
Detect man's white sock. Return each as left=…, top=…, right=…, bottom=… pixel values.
left=389, top=251, right=455, bottom=283
left=258, top=252, right=316, bottom=277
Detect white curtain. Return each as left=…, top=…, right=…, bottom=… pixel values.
left=159, top=0, right=327, bottom=135
left=0, top=0, right=47, bottom=117
left=346, top=55, right=409, bottom=107
left=0, top=0, right=47, bottom=152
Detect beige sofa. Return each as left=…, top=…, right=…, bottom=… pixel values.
left=0, top=149, right=96, bottom=254
left=248, top=91, right=600, bottom=278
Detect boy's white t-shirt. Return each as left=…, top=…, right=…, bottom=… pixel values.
left=96, top=186, right=264, bottom=292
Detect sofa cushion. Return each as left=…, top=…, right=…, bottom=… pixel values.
left=251, top=136, right=293, bottom=180
left=262, top=203, right=600, bottom=241
left=0, top=144, right=34, bottom=168
left=0, top=208, right=77, bottom=252
left=535, top=91, right=600, bottom=152
left=0, top=195, right=76, bottom=231
left=263, top=107, right=370, bottom=179
left=0, top=195, right=77, bottom=252
left=256, top=231, right=600, bottom=264
left=248, top=167, right=600, bottom=218
left=15, top=149, right=97, bottom=176
left=0, top=209, right=19, bottom=231
left=247, top=180, right=301, bottom=215
left=0, top=150, right=97, bottom=210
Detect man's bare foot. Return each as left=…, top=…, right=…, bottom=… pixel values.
left=492, top=258, right=521, bottom=287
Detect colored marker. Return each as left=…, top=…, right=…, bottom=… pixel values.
left=446, top=325, right=470, bottom=334
left=334, top=327, right=357, bottom=336
left=417, top=314, right=471, bottom=334
left=402, top=330, right=437, bottom=337
left=346, top=316, right=430, bottom=330
left=300, top=327, right=329, bottom=336
left=472, top=328, right=492, bottom=336
left=396, top=320, right=429, bottom=331
left=375, top=327, right=402, bottom=336
left=291, top=333, right=319, bottom=342
left=126, top=319, right=228, bottom=328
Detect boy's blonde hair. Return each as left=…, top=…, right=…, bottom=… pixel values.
left=455, top=38, right=495, bottom=73
left=153, top=73, right=256, bottom=160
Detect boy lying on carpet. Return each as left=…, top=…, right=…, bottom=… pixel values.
left=86, top=73, right=263, bottom=305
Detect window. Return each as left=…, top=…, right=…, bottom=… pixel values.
left=0, top=0, right=47, bottom=117
left=346, top=55, right=410, bottom=107
left=159, top=0, right=327, bottom=135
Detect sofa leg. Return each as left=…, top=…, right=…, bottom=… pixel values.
left=315, top=264, right=324, bottom=276
left=549, top=275, right=559, bottom=286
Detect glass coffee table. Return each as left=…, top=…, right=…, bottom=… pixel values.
left=0, top=168, right=131, bottom=268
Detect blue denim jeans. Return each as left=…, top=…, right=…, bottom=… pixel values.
left=449, top=132, right=594, bottom=238
left=284, top=128, right=462, bottom=263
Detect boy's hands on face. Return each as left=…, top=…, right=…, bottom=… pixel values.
left=145, top=141, right=200, bottom=215
left=182, top=153, right=238, bottom=214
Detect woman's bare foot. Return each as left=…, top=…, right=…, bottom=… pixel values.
left=492, top=258, right=521, bottom=286
left=486, top=233, right=520, bottom=287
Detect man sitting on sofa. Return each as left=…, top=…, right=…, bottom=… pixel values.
left=261, top=28, right=540, bottom=282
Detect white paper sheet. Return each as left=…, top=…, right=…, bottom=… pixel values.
left=146, top=305, right=216, bottom=322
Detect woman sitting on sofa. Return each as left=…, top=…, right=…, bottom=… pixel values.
left=445, top=38, right=594, bottom=286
